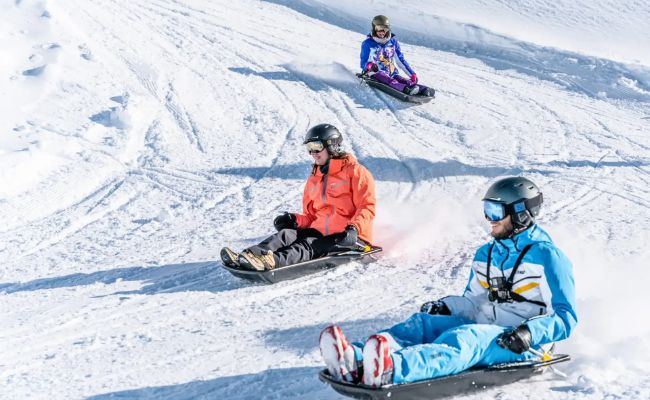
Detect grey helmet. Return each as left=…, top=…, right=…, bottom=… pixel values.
left=303, top=124, right=343, bottom=156
left=371, top=15, right=391, bottom=37
left=483, top=177, right=543, bottom=228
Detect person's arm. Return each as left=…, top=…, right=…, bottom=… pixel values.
left=360, top=40, right=372, bottom=71
left=348, top=165, right=376, bottom=237
left=524, top=245, right=578, bottom=346
left=394, top=39, right=415, bottom=75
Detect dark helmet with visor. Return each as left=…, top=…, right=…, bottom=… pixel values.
left=371, top=15, right=390, bottom=37
left=303, top=124, right=343, bottom=156
left=482, top=177, right=543, bottom=228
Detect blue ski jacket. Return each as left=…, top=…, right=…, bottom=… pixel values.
left=443, top=224, right=578, bottom=348
left=360, top=34, right=415, bottom=77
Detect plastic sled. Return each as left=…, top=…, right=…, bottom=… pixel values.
left=357, top=73, right=435, bottom=103
left=319, top=353, right=570, bottom=400
left=222, top=245, right=382, bottom=284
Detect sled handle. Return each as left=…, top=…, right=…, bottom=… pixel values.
left=528, top=348, right=568, bottom=378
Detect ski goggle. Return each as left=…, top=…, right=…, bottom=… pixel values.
left=305, top=141, right=325, bottom=153
left=483, top=201, right=507, bottom=221
left=374, top=25, right=389, bottom=32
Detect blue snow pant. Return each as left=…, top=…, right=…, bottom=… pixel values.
left=358, top=313, right=537, bottom=384
left=371, top=71, right=431, bottom=94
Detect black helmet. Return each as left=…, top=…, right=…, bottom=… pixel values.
left=371, top=15, right=391, bottom=37
left=303, top=124, right=343, bottom=156
left=482, top=177, right=543, bottom=228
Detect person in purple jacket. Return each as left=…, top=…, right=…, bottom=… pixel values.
left=360, top=15, right=433, bottom=97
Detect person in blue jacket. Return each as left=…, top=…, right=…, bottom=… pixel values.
left=360, top=15, right=433, bottom=97
left=320, top=176, right=578, bottom=387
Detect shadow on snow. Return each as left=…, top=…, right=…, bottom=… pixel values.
left=85, top=366, right=336, bottom=400
left=213, top=156, right=650, bottom=183
left=0, top=261, right=246, bottom=295
left=85, top=317, right=403, bottom=400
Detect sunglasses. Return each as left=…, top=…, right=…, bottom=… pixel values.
left=305, top=141, right=325, bottom=154
left=483, top=201, right=507, bottom=222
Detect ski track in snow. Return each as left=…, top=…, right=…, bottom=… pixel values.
left=1, top=0, right=650, bottom=399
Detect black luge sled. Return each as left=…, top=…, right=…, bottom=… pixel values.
left=319, top=354, right=570, bottom=400
left=222, top=246, right=382, bottom=284
left=357, top=73, right=435, bottom=103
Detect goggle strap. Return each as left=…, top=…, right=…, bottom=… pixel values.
left=505, top=193, right=543, bottom=215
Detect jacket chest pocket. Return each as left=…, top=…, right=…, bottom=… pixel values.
left=326, top=180, right=351, bottom=198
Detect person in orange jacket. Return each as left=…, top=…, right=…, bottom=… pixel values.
left=220, top=124, right=376, bottom=271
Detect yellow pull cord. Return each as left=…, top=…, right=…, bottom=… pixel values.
left=529, top=348, right=567, bottom=378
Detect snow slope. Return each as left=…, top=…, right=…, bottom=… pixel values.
left=1, top=0, right=650, bottom=399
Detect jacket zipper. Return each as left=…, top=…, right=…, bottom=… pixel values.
left=321, top=173, right=329, bottom=235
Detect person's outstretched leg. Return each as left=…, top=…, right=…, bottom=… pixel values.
left=246, top=229, right=298, bottom=256
left=393, top=75, right=420, bottom=95
left=384, top=313, right=471, bottom=347
left=390, top=324, right=534, bottom=384
left=360, top=313, right=470, bottom=386
left=371, top=71, right=408, bottom=93
left=272, top=228, right=324, bottom=266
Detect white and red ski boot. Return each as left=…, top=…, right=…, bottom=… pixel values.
left=362, top=333, right=394, bottom=387
left=319, top=325, right=360, bottom=383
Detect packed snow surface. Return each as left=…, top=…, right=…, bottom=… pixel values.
left=1, top=0, right=649, bottom=399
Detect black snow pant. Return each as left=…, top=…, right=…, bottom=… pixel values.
left=245, top=228, right=341, bottom=268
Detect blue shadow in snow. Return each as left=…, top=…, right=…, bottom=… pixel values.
left=216, top=157, right=542, bottom=183
left=262, top=0, right=650, bottom=102
left=0, top=261, right=246, bottom=296
left=215, top=156, right=650, bottom=183
left=85, top=366, right=337, bottom=400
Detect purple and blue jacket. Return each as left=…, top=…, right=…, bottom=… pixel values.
left=360, top=34, right=415, bottom=77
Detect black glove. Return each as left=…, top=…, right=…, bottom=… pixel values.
left=273, top=212, right=297, bottom=231
left=336, top=225, right=358, bottom=248
left=497, top=325, right=532, bottom=354
left=420, top=300, right=451, bottom=315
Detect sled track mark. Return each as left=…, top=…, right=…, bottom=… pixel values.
left=140, top=171, right=200, bottom=200
left=134, top=0, right=306, bottom=227
left=164, top=83, right=206, bottom=153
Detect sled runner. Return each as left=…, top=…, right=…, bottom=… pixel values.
left=356, top=73, right=435, bottom=103
left=319, top=353, right=570, bottom=400
left=222, top=245, right=382, bottom=284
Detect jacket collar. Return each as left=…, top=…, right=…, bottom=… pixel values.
left=492, top=224, right=550, bottom=253
left=367, top=33, right=394, bottom=45
left=312, top=154, right=356, bottom=176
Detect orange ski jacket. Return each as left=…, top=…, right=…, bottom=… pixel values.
left=294, top=154, right=376, bottom=244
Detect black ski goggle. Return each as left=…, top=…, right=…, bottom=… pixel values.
left=305, top=141, right=325, bottom=154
